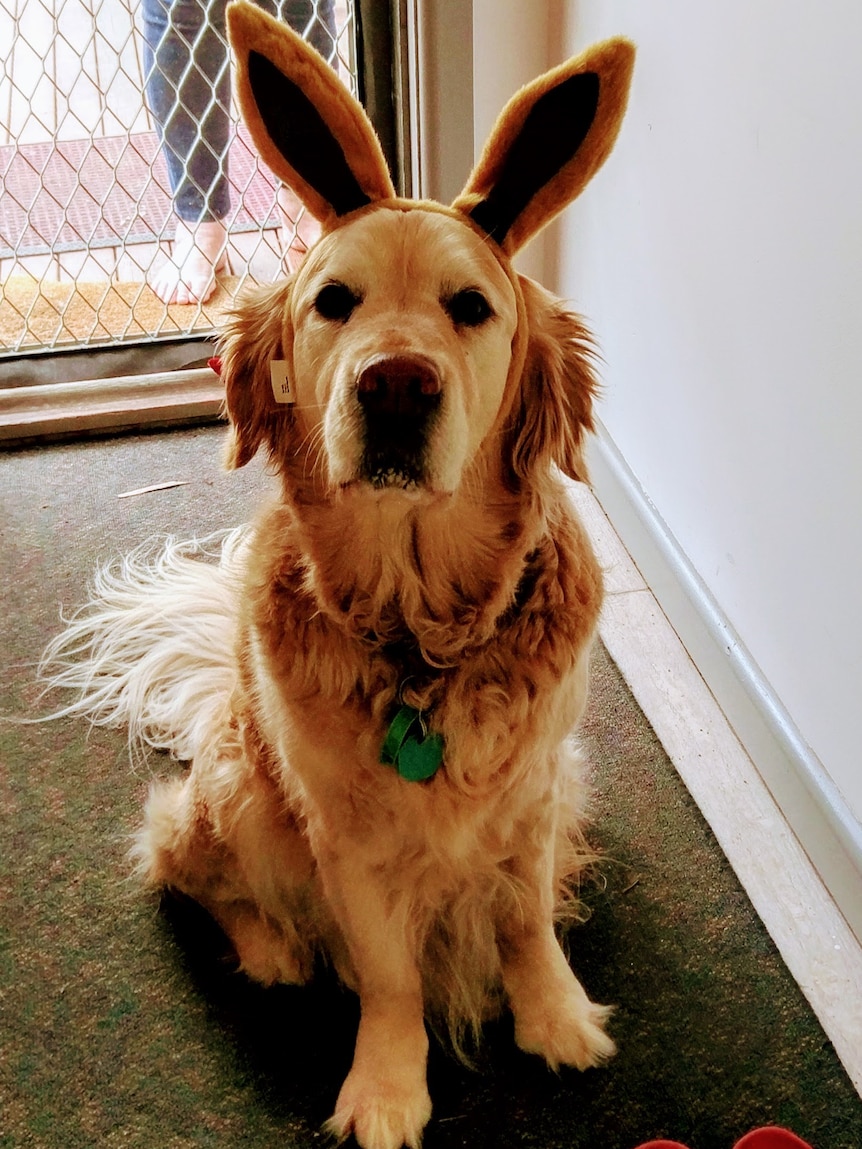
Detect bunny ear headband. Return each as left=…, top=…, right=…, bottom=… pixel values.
left=226, top=1, right=634, bottom=257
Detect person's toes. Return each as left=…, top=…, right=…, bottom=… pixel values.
left=149, top=221, right=227, bottom=305
left=150, top=264, right=181, bottom=305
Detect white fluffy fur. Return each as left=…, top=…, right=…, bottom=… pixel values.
left=39, top=530, right=247, bottom=766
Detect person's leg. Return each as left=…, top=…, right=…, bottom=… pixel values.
left=142, top=0, right=231, bottom=303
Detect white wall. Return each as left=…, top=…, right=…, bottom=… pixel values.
left=555, top=1, right=862, bottom=828
left=413, top=0, right=474, bottom=204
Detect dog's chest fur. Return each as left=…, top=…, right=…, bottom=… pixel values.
left=236, top=491, right=602, bottom=827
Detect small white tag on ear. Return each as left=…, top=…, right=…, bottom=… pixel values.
left=269, top=360, right=295, bottom=405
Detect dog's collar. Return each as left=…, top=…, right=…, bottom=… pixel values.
left=381, top=704, right=444, bottom=782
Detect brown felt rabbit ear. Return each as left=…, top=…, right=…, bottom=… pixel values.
left=453, top=39, right=635, bottom=255
left=226, top=0, right=395, bottom=225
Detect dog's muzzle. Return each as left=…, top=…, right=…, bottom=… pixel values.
left=356, top=354, right=442, bottom=489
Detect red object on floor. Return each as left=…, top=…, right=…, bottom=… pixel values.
left=633, top=1142, right=690, bottom=1149
left=735, top=1129, right=813, bottom=1149
left=633, top=1129, right=814, bottom=1149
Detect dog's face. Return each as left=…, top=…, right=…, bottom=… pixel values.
left=221, top=205, right=598, bottom=494
left=223, top=6, right=634, bottom=518
left=289, top=208, right=519, bottom=496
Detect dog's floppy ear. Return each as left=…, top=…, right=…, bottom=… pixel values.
left=219, top=281, right=294, bottom=470
left=454, top=39, right=634, bottom=254
left=508, top=277, right=599, bottom=485
left=227, top=0, right=395, bottom=224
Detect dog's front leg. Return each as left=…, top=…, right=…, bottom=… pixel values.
left=498, top=831, right=616, bottom=1072
left=319, top=851, right=431, bottom=1149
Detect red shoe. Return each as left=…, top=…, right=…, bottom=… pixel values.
left=632, top=1131, right=814, bottom=1149
left=633, top=1142, right=690, bottom=1149
left=735, top=1129, right=814, bottom=1149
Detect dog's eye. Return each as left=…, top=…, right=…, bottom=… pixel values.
left=444, top=289, right=493, bottom=328
left=314, top=282, right=361, bottom=322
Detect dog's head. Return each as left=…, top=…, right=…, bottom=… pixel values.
left=221, top=3, right=634, bottom=500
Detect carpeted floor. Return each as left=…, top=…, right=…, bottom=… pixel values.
left=1, top=427, right=861, bottom=1149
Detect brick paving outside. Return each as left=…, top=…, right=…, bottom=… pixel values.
left=1, top=126, right=279, bottom=259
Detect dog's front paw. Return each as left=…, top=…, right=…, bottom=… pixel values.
left=327, top=1069, right=432, bottom=1149
left=514, top=989, right=616, bottom=1071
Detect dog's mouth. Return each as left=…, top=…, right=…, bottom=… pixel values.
left=355, top=354, right=442, bottom=491
left=366, top=464, right=421, bottom=491
left=360, top=413, right=436, bottom=490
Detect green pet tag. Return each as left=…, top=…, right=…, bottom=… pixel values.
left=381, top=705, right=444, bottom=782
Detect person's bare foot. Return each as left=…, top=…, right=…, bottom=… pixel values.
left=277, top=186, right=321, bottom=273
left=150, top=219, right=228, bottom=305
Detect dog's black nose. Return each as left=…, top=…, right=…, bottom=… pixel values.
left=356, top=355, right=441, bottom=419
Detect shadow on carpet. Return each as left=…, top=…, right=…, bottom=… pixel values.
left=1, top=427, right=860, bottom=1149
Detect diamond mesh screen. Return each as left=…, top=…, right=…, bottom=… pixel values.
left=0, top=0, right=356, bottom=355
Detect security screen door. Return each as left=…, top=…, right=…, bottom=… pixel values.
left=0, top=0, right=359, bottom=358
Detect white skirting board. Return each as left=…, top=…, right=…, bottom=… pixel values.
left=565, top=436, right=862, bottom=1096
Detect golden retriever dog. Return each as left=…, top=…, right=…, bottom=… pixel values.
left=42, top=8, right=634, bottom=1147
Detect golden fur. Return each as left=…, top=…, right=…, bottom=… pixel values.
left=41, top=15, right=635, bottom=1148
